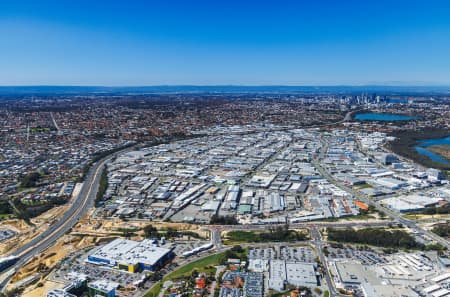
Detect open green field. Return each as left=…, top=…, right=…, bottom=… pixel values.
left=224, top=230, right=261, bottom=243
left=164, top=252, right=222, bottom=279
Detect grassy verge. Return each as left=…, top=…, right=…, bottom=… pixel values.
left=95, top=167, right=108, bottom=206
left=164, top=253, right=223, bottom=280
left=144, top=281, right=162, bottom=297
left=402, top=213, right=448, bottom=221
left=0, top=213, right=12, bottom=220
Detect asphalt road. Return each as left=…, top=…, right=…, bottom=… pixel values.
left=0, top=146, right=136, bottom=291
left=3, top=119, right=444, bottom=293
left=207, top=221, right=392, bottom=231
left=310, top=227, right=341, bottom=297
left=313, top=137, right=450, bottom=249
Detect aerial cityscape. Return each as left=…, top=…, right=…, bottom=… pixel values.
left=1, top=1, right=450, bottom=297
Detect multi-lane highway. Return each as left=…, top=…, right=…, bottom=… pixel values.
left=0, top=146, right=136, bottom=291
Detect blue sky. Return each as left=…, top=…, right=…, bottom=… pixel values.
left=1, top=0, right=450, bottom=86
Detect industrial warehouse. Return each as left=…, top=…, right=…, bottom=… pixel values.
left=86, top=238, right=174, bottom=272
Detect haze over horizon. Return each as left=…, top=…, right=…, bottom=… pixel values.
left=1, top=0, right=450, bottom=86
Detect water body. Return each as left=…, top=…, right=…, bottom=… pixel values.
left=414, top=136, right=450, bottom=165
left=354, top=113, right=417, bottom=121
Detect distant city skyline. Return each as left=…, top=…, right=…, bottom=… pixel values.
left=1, top=0, right=450, bottom=85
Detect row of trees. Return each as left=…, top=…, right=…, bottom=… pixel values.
left=95, top=167, right=108, bottom=206
left=227, top=225, right=308, bottom=243
left=143, top=224, right=199, bottom=239
left=218, top=245, right=246, bottom=265
left=79, top=142, right=137, bottom=182
left=11, top=195, right=66, bottom=222
left=210, top=215, right=238, bottom=225
left=259, top=225, right=307, bottom=242
left=432, top=224, right=450, bottom=238
left=327, top=227, right=418, bottom=249
left=421, top=205, right=450, bottom=215
left=19, top=171, right=41, bottom=188
left=0, top=201, right=12, bottom=215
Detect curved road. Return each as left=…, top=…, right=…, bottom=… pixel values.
left=0, top=146, right=136, bottom=290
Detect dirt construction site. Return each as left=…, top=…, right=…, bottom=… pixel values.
left=2, top=204, right=208, bottom=296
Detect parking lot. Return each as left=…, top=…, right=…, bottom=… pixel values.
left=326, top=245, right=386, bottom=265
left=279, top=246, right=316, bottom=263
left=169, top=240, right=211, bottom=256
left=51, top=250, right=145, bottom=286
left=48, top=240, right=212, bottom=296
left=248, top=245, right=316, bottom=263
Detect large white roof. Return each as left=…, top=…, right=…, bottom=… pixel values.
left=90, top=238, right=171, bottom=266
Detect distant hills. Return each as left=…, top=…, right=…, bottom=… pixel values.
left=0, top=85, right=450, bottom=95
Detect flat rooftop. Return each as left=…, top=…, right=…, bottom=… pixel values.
left=335, top=262, right=380, bottom=285
left=89, top=238, right=171, bottom=266
left=88, top=279, right=119, bottom=293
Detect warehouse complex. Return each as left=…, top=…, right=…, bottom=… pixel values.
left=87, top=238, right=174, bottom=272
left=381, top=194, right=444, bottom=213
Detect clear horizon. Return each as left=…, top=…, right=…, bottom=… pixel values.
left=2, top=84, right=450, bottom=87
left=1, top=1, right=450, bottom=86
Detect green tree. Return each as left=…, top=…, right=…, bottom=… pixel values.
left=143, top=224, right=159, bottom=238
